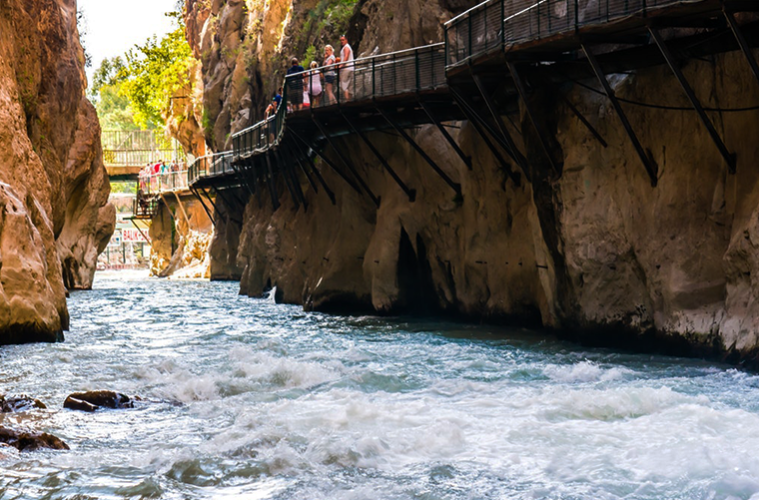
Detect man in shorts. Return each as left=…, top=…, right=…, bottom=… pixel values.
left=286, top=57, right=305, bottom=111
left=339, top=35, right=354, bottom=101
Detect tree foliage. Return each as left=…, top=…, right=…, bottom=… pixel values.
left=118, top=11, right=194, bottom=129
left=89, top=57, right=139, bottom=130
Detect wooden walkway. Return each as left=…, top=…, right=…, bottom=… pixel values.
left=188, top=0, right=759, bottom=210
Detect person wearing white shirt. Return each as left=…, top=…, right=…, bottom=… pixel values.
left=339, top=35, right=354, bottom=101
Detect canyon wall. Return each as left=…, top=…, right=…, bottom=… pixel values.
left=188, top=0, right=759, bottom=364
left=0, top=0, right=115, bottom=344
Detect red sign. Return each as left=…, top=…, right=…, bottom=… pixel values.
left=122, top=228, right=150, bottom=243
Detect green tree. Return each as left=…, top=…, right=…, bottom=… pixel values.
left=90, top=57, right=141, bottom=130
left=119, top=11, right=194, bottom=129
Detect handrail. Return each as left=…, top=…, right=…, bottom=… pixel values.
left=444, top=0, right=709, bottom=68
left=444, top=0, right=495, bottom=26
left=187, top=151, right=234, bottom=186
left=230, top=43, right=447, bottom=165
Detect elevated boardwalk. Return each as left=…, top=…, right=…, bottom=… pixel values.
left=103, top=130, right=185, bottom=181
left=191, top=0, right=759, bottom=208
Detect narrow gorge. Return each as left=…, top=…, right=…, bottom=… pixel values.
left=179, top=0, right=759, bottom=367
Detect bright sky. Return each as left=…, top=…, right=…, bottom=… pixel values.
left=79, top=0, right=178, bottom=84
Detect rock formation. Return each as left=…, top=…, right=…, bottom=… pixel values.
left=187, top=0, right=759, bottom=365
left=0, top=0, right=115, bottom=344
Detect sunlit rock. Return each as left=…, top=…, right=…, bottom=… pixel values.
left=64, top=391, right=135, bottom=412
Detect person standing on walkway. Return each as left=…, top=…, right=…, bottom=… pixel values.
left=306, top=61, right=323, bottom=107
left=286, top=57, right=305, bottom=111
left=339, top=35, right=354, bottom=101
left=323, top=45, right=337, bottom=105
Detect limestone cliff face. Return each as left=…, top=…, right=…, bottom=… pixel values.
left=0, top=0, right=115, bottom=344
left=189, top=0, right=759, bottom=364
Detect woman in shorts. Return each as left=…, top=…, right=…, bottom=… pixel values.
left=323, top=45, right=337, bottom=105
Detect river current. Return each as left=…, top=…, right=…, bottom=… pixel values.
left=2, top=272, right=759, bottom=499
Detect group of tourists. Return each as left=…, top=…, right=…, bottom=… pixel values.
left=274, top=35, right=355, bottom=114
left=138, top=159, right=185, bottom=192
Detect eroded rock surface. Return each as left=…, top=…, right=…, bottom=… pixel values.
left=0, top=0, right=114, bottom=344
left=188, top=1, right=759, bottom=365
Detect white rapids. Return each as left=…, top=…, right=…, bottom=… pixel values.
left=1, top=272, right=758, bottom=499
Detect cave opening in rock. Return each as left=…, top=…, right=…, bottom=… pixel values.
left=395, top=228, right=439, bottom=315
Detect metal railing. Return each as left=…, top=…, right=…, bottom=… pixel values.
left=233, top=43, right=447, bottom=158
left=140, top=171, right=190, bottom=196
left=132, top=196, right=159, bottom=219
left=445, top=0, right=709, bottom=67
left=188, top=152, right=235, bottom=186
left=102, top=129, right=185, bottom=166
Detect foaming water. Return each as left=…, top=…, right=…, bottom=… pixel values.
left=1, top=272, right=759, bottom=499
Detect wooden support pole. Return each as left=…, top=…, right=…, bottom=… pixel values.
left=340, top=111, right=416, bottom=202
left=376, top=106, right=461, bottom=196
left=582, top=44, right=659, bottom=186
left=419, top=100, right=472, bottom=170
left=450, top=87, right=522, bottom=185
left=506, top=61, right=562, bottom=174
left=723, top=9, right=759, bottom=89
left=312, top=118, right=380, bottom=207
left=264, top=151, right=281, bottom=211
left=649, top=28, right=737, bottom=173
left=470, top=74, right=530, bottom=173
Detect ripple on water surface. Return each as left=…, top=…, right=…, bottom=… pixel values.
left=1, top=271, right=759, bottom=499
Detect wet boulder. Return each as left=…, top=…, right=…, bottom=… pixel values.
left=0, top=427, right=69, bottom=451
left=63, top=391, right=134, bottom=412
left=0, top=395, right=47, bottom=412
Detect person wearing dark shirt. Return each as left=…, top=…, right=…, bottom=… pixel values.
left=286, top=57, right=305, bottom=111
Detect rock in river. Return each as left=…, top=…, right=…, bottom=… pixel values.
left=0, top=427, right=69, bottom=451
left=64, top=391, right=134, bottom=412
left=0, top=395, right=46, bottom=412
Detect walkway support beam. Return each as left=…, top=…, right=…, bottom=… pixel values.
left=292, top=135, right=337, bottom=205
left=264, top=151, right=281, bottom=211
left=723, top=8, right=759, bottom=88
left=471, top=74, right=530, bottom=174
left=313, top=118, right=380, bottom=207
left=341, top=111, right=416, bottom=202
left=419, top=100, right=472, bottom=170
left=189, top=186, right=217, bottom=229
left=557, top=91, right=608, bottom=148
left=450, top=87, right=522, bottom=185
left=506, top=61, right=562, bottom=175
left=376, top=106, right=461, bottom=196
left=649, top=27, right=737, bottom=173
left=582, top=44, right=659, bottom=186
left=291, top=129, right=358, bottom=198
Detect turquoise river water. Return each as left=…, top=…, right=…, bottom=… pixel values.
left=2, top=272, right=759, bottom=499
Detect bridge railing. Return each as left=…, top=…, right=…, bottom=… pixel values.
left=445, top=0, right=706, bottom=68
left=188, top=152, right=235, bottom=186
left=102, top=130, right=186, bottom=166
left=140, top=170, right=190, bottom=196
left=232, top=43, right=447, bottom=159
